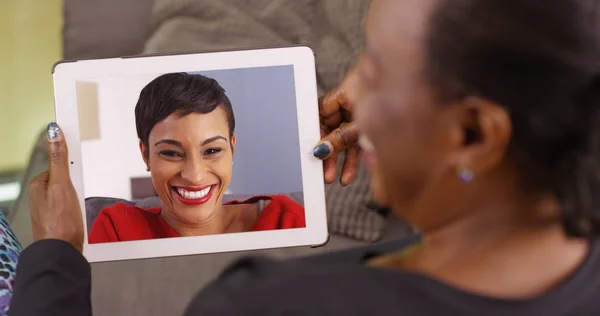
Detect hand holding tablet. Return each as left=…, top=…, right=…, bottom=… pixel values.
left=51, top=46, right=328, bottom=262
left=314, top=69, right=362, bottom=186
left=28, top=123, right=84, bottom=253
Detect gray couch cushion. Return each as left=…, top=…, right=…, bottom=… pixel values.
left=63, top=0, right=155, bottom=60
left=146, top=0, right=368, bottom=96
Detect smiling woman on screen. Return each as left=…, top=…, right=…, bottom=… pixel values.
left=88, top=73, right=306, bottom=244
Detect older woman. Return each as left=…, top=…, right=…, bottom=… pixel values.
left=88, top=73, right=305, bottom=244
left=11, top=0, right=600, bottom=314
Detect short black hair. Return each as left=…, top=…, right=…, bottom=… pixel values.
left=135, top=72, right=235, bottom=155
left=425, top=0, right=600, bottom=238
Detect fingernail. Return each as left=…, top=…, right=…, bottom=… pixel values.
left=47, top=122, right=61, bottom=142
left=313, top=141, right=332, bottom=159
left=341, top=174, right=352, bottom=186
left=326, top=168, right=337, bottom=182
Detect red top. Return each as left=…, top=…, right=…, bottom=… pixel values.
left=88, top=195, right=306, bottom=244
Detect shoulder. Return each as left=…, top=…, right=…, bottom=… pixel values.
left=263, top=195, right=303, bottom=216
left=184, top=247, right=424, bottom=315
left=267, top=194, right=305, bottom=221
left=251, top=195, right=305, bottom=230
left=97, top=202, right=161, bottom=220
left=266, top=194, right=301, bottom=206
left=90, top=203, right=166, bottom=243
left=184, top=256, right=336, bottom=314
left=92, top=203, right=162, bottom=232
left=188, top=236, right=600, bottom=316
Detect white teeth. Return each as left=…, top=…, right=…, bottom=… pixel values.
left=177, top=187, right=211, bottom=199
left=358, top=134, right=375, bottom=152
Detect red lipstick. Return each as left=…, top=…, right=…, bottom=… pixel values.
left=171, top=184, right=215, bottom=206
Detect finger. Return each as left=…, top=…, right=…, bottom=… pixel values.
left=340, top=146, right=362, bottom=186
left=29, top=171, right=49, bottom=196
left=342, top=108, right=353, bottom=123
left=320, top=69, right=359, bottom=116
left=319, top=86, right=348, bottom=117
left=320, top=123, right=331, bottom=139
left=323, top=111, right=343, bottom=129
left=313, top=122, right=359, bottom=160
left=46, top=122, right=71, bottom=184
left=319, top=124, right=338, bottom=183
left=323, top=155, right=338, bottom=184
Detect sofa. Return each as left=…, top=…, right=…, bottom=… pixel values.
left=8, top=1, right=415, bottom=315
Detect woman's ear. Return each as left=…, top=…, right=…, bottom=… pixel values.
left=450, top=97, right=512, bottom=174
left=139, top=140, right=150, bottom=169
left=230, top=134, right=237, bottom=155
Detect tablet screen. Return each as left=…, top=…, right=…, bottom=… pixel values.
left=77, top=66, right=305, bottom=244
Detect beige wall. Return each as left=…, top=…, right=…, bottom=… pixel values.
left=0, top=0, right=63, bottom=172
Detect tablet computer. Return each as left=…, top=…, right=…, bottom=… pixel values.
left=52, top=46, right=328, bottom=263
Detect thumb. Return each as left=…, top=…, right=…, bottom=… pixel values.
left=46, top=122, right=71, bottom=184
left=28, top=171, right=49, bottom=197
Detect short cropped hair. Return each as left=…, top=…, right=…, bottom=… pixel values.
left=134, top=72, right=236, bottom=156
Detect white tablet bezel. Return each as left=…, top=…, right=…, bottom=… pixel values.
left=52, top=46, right=328, bottom=263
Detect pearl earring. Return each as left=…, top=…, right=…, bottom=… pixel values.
left=146, top=167, right=150, bottom=172
left=457, top=167, right=473, bottom=183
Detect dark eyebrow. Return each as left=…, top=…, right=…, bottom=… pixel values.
left=201, top=136, right=228, bottom=146
left=154, top=139, right=182, bottom=147
left=153, top=136, right=228, bottom=148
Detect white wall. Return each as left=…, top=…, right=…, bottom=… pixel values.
left=80, top=75, right=152, bottom=200
left=79, top=66, right=303, bottom=201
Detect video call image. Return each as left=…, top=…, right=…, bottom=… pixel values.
left=75, top=66, right=306, bottom=244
